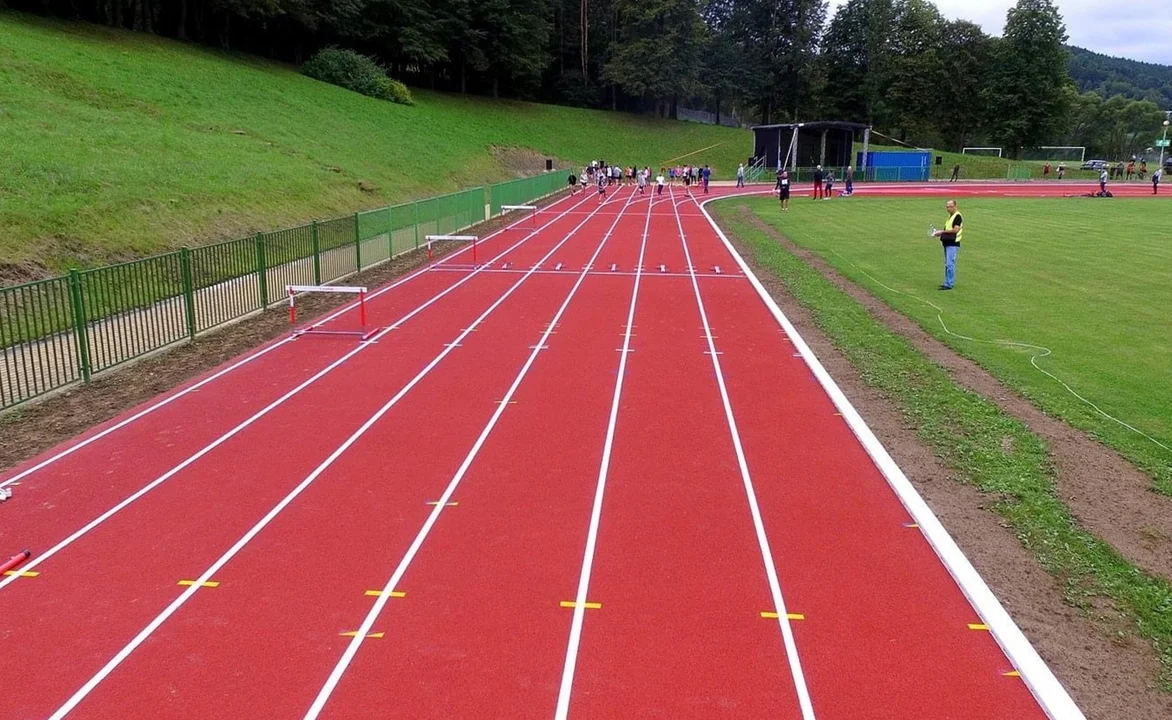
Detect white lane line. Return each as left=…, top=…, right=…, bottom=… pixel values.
left=670, top=187, right=815, bottom=719
left=552, top=185, right=655, bottom=720
left=0, top=190, right=582, bottom=489
left=45, top=187, right=638, bottom=720
left=301, top=186, right=648, bottom=720
left=0, top=192, right=597, bottom=596
left=695, top=192, right=1086, bottom=720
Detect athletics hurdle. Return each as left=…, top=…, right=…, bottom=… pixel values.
left=501, top=204, right=538, bottom=228
left=286, top=285, right=375, bottom=340
left=424, top=235, right=478, bottom=263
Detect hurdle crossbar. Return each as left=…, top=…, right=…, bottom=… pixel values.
left=286, top=285, right=374, bottom=339
left=424, top=234, right=479, bottom=263
left=501, top=205, right=537, bottom=229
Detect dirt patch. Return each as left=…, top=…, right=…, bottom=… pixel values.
left=735, top=208, right=1172, bottom=584
left=724, top=205, right=1172, bottom=719
left=0, top=192, right=567, bottom=472
left=491, top=145, right=566, bottom=177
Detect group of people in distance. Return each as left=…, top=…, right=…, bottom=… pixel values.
left=567, top=160, right=713, bottom=200
left=773, top=164, right=856, bottom=210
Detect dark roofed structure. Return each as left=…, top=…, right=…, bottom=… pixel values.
left=751, top=121, right=873, bottom=172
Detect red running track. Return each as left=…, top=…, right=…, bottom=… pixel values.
left=0, top=183, right=1082, bottom=719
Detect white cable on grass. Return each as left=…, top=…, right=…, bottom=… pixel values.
left=827, top=249, right=1170, bottom=455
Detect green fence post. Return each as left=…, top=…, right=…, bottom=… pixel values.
left=311, top=221, right=322, bottom=285
left=354, top=212, right=362, bottom=271
left=67, top=268, right=92, bottom=383
left=180, top=247, right=197, bottom=339
left=387, top=206, right=394, bottom=259
left=413, top=201, right=420, bottom=250
left=255, top=232, right=268, bottom=308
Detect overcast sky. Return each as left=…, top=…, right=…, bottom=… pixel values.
left=825, top=0, right=1172, bottom=65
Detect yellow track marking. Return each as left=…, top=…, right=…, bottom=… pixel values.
left=2, top=570, right=38, bottom=578
left=560, top=601, right=601, bottom=610
left=340, top=631, right=384, bottom=638
left=761, top=612, right=805, bottom=620
left=178, top=580, right=219, bottom=588
left=364, top=590, right=407, bottom=598
left=968, top=623, right=989, bottom=631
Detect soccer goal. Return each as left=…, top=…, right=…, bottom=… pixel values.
left=286, top=285, right=375, bottom=340
left=962, top=147, right=1003, bottom=158
left=1024, top=146, right=1086, bottom=163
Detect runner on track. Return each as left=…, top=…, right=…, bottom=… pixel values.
left=778, top=169, right=790, bottom=211
left=597, top=171, right=607, bottom=200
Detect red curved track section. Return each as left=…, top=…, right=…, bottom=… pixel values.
left=0, top=180, right=1116, bottom=719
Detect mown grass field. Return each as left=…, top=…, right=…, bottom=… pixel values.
left=711, top=203, right=1172, bottom=688
left=0, top=12, right=750, bottom=276
left=729, top=195, right=1172, bottom=493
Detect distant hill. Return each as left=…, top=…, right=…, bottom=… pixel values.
left=1068, top=46, right=1172, bottom=109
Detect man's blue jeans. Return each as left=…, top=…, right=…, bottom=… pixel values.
left=943, top=245, right=958, bottom=288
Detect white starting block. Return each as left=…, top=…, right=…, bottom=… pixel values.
left=0, top=487, right=12, bottom=502
left=424, top=234, right=479, bottom=263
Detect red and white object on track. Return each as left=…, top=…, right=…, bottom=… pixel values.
left=424, top=235, right=478, bottom=264
left=286, top=285, right=375, bottom=340
left=1, top=550, right=31, bottom=576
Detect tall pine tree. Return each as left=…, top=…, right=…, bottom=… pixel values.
left=989, top=0, right=1074, bottom=157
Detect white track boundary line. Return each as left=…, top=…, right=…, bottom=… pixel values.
left=0, top=192, right=595, bottom=596
left=696, top=193, right=1084, bottom=720
left=302, top=186, right=647, bottom=720
left=46, top=187, right=638, bottom=720
left=671, top=188, right=815, bottom=718
left=0, top=190, right=582, bottom=489
left=552, top=186, right=654, bottom=720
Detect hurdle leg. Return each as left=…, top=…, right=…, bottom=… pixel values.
left=288, top=287, right=297, bottom=335
left=359, top=290, right=367, bottom=334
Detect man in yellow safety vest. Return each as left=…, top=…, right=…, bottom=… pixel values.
left=930, top=200, right=963, bottom=290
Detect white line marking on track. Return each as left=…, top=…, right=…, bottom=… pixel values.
left=0, top=195, right=599, bottom=597
left=695, top=191, right=1085, bottom=719
left=670, top=187, right=816, bottom=719
left=301, top=185, right=650, bottom=720
left=46, top=187, right=641, bottom=720
left=0, top=190, right=587, bottom=490
left=553, top=184, right=655, bottom=720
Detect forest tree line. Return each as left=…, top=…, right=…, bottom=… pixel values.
left=4, top=0, right=1169, bottom=159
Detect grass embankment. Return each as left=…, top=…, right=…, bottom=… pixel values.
left=735, top=197, right=1172, bottom=495
left=711, top=201, right=1172, bottom=688
left=0, top=12, right=749, bottom=277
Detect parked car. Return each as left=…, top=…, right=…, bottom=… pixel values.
left=1081, top=159, right=1109, bottom=171
left=1165, top=157, right=1172, bottom=172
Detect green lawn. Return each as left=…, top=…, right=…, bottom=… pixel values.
left=727, top=196, right=1172, bottom=493
left=0, top=12, right=750, bottom=276
left=711, top=204, right=1172, bottom=688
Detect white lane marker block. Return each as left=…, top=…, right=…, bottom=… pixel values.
left=658, top=264, right=666, bottom=273
left=609, top=263, right=617, bottom=272
left=714, top=266, right=722, bottom=274
left=555, top=262, right=564, bottom=271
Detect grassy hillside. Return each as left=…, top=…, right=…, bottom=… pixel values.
left=0, top=13, right=750, bottom=280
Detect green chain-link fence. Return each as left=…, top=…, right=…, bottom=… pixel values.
left=0, top=173, right=562, bottom=410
